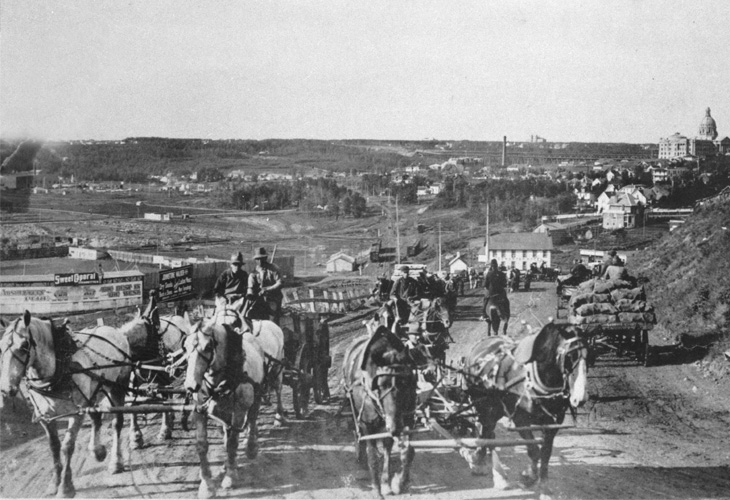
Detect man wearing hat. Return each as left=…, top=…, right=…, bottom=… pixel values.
left=246, top=247, right=283, bottom=324
left=214, top=252, right=248, bottom=309
left=389, top=265, right=420, bottom=329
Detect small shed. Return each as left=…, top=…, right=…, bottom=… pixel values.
left=326, top=252, right=356, bottom=273
left=448, top=253, right=469, bottom=275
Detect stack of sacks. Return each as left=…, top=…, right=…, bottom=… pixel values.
left=568, top=279, right=655, bottom=325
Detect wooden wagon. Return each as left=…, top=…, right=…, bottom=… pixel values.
left=279, top=309, right=331, bottom=418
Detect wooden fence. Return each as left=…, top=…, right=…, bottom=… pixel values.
left=282, top=286, right=372, bottom=314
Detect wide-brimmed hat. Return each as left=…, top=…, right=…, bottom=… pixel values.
left=253, top=247, right=268, bottom=259
left=230, top=252, right=244, bottom=264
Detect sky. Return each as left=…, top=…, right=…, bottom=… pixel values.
left=1, top=0, right=728, bottom=143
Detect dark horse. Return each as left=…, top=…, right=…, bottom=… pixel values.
left=343, top=326, right=419, bottom=499
left=370, top=297, right=451, bottom=365
left=184, top=319, right=264, bottom=498
left=460, top=322, right=588, bottom=499
left=483, top=293, right=510, bottom=336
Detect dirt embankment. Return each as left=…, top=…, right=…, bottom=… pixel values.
left=2, top=284, right=730, bottom=499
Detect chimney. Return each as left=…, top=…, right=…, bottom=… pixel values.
left=502, top=136, right=507, bottom=167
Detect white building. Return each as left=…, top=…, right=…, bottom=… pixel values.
left=479, top=232, right=554, bottom=270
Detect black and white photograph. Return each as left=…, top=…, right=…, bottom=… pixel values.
left=1, top=1, right=729, bottom=498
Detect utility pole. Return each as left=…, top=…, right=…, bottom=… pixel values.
left=396, top=194, right=401, bottom=264
left=438, top=223, right=442, bottom=272
left=485, top=202, right=490, bottom=263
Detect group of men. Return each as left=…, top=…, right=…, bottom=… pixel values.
left=213, top=247, right=283, bottom=324
left=387, top=265, right=457, bottom=326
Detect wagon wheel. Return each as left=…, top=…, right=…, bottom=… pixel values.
left=292, top=346, right=313, bottom=419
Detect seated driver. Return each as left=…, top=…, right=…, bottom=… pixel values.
left=213, top=252, right=248, bottom=310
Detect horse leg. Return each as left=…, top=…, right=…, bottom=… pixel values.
left=42, top=421, right=63, bottom=497
left=391, top=435, right=415, bottom=495
left=536, top=429, right=558, bottom=500
left=517, top=429, right=540, bottom=488
left=87, top=412, right=107, bottom=462
left=195, top=412, right=216, bottom=499
left=366, top=439, right=384, bottom=499
left=378, top=438, right=393, bottom=496
left=108, top=411, right=125, bottom=474
left=157, top=411, right=173, bottom=442
left=501, top=317, right=509, bottom=336
left=58, top=416, right=83, bottom=498
left=274, top=369, right=286, bottom=426
left=220, top=426, right=240, bottom=490
left=129, top=413, right=144, bottom=449
left=245, top=387, right=261, bottom=460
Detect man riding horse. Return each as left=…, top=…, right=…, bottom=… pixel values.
left=481, top=259, right=510, bottom=335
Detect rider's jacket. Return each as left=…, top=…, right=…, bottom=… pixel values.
left=390, top=276, right=420, bottom=304
left=214, top=268, right=248, bottom=299
left=484, top=268, right=507, bottom=297
left=247, top=261, right=283, bottom=301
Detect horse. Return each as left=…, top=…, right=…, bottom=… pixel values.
left=342, top=325, right=419, bottom=499
left=213, top=303, right=286, bottom=424
left=459, top=322, right=589, bottom=499
left=483, top=292, right=510, bottom=336
left=0, top=311, right=132, bottom=497
left=183, top=319, right=265, bottom=498
left=128, top=311, right=193, bottom=446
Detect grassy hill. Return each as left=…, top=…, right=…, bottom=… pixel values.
left=632, top=188, right=730, bottom=375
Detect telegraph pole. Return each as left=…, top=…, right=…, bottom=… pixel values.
left=395, top=194, right=401, bottom=263
left=438, top=223, right=442, bottom=272
left=485, top=202, right=490, bottom=263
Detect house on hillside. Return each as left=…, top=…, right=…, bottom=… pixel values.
left=448, top=253, right=469, bottom=275
left=533, top=222, right=571, bottom=245
left=326, top=252, right=356, bottom=273
left=479, top=232, right=554, bottom=270
left=602, top=192, right=644, bottom=229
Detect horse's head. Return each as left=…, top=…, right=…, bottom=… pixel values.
left=559, top=327, right=589, bottom=408
left=183, top=320, right=216, bottom=393
left=522, top=323, right=589, bottom=408
left=362, top=326, right=418, bottom=435
left=426, top=297, right=451, bottom=329
left=0, top=311, right=42, bottom=397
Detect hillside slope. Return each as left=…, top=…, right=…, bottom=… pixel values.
left=632, top=188, right=730, bottom=375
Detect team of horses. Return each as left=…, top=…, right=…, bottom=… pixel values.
left=1, top=288, right=589, bottom=499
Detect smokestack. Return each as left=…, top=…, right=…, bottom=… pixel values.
left=501, top=136, right=507, bottom=167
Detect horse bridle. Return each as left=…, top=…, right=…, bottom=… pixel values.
left=0, top=319, right=36, bottom=373
left=364, top=364, right=416, bottom=417
left=187, top=329, right=216, bottom=371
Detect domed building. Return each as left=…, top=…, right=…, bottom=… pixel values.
left=659, top=107, right=729, bottom=159
left=698, top=107, right=718, bottom=140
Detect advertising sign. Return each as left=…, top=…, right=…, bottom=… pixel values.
left=0, top=271, right=144, bottom=315
left=158, top=265, right=194, bottom=302
left=54, top=272, right=102, bottom=286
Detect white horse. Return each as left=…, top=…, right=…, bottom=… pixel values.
left=0, top=311, right=132, bottom=497
left=213, top=304, right=286, bottom=424
left=184, top=319, right=265, bottom=498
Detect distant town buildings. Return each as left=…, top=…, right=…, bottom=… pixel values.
left=659, top=108, right=730, bottom=159
left=480, top=232, right=554, bottom=270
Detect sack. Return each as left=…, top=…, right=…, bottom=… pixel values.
left=617, top=312, right=656, bottom=324
left=575, top=303, right=618, bottom=316
left=593, top=279, right=632, bottom=295
left=569, top=314, right=618, bottom=325
left=611, top=286, right=646, bottom=303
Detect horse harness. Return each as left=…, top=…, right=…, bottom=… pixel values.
left=188, top=327, right=262, bottom=431
left=463, top=336, right=585, bottom=422
left=1, top=318, right=137, bottom=416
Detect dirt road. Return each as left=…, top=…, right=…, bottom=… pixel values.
left=2, top=283, right=729, bottom=499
